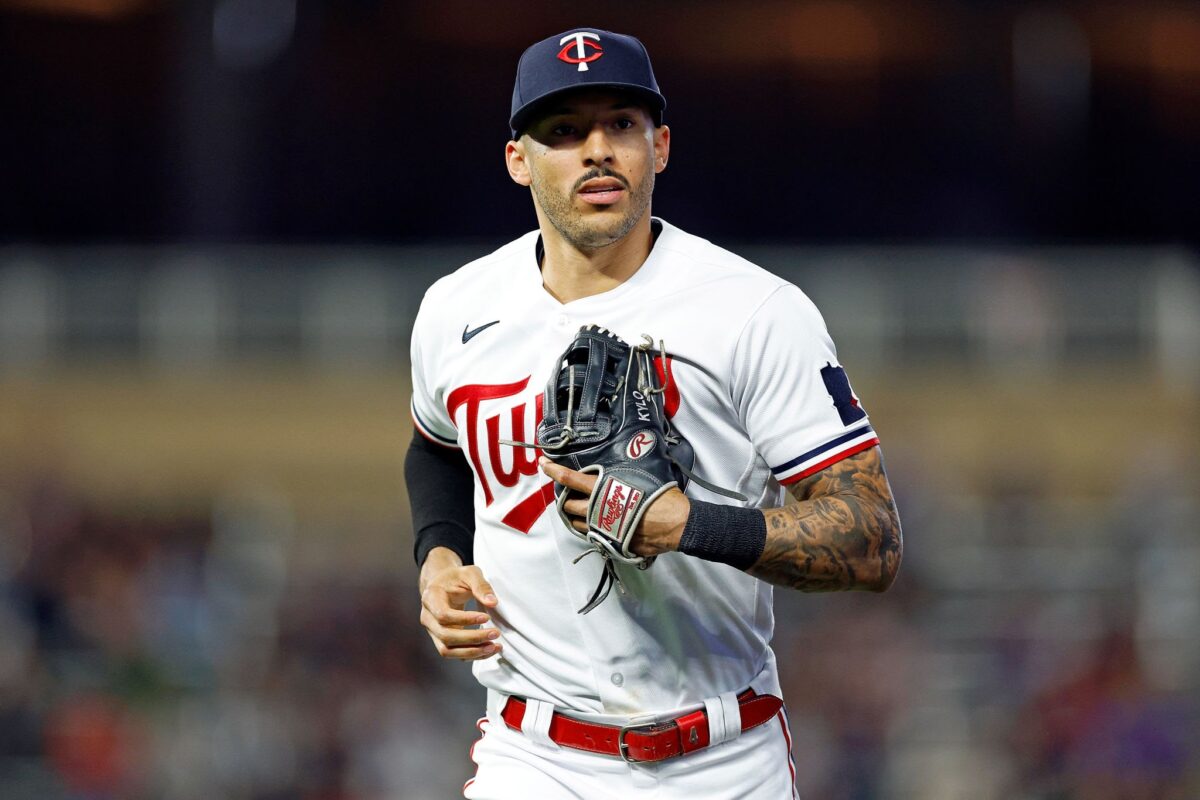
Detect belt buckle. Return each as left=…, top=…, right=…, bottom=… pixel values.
left=616, top=720, right=661, bottom=763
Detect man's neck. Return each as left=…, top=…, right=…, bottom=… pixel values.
left=539, top=213, right=655, bottom=305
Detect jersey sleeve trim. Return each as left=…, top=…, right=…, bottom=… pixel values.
left=411, top=401, right=460, bottom=449
left=771, top=424, right=879, bottom=485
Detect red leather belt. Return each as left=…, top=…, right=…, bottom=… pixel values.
left=500, top=689, right=784, bottom=763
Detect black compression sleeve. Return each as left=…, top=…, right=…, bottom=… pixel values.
left=405, top=427, right=475, bottom=567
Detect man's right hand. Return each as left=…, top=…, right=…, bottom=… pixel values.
left=418, top=547, right=502, bottom=661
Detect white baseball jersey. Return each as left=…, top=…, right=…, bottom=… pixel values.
left=410, top=217, right=878, bottom=717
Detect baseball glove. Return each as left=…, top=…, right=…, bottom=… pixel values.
left=508, top=325, right=743, bottom=613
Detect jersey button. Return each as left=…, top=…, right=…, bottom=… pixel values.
left=557, top=314, right=570, bottom=328
left=610, top=672, right=624, bottom=687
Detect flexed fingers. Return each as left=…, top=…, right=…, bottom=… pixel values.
left=420, top=605, right=502, bottom=659
left=419, top=565, right=503, bottom=661
left=460, top=565, right=499, bottom=609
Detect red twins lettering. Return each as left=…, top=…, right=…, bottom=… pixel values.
left=443, top=368, right=679, bottom=534
left=446, top=377, right=544, bottom=508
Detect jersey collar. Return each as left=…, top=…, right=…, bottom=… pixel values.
left=530, top=217, right=671, bottom=310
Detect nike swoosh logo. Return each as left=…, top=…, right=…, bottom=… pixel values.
left=462, top=320, right=500, bottom=344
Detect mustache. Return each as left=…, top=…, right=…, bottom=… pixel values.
left=573, top=167, right=631, bottom=193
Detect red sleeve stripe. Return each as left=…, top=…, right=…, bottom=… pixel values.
left=778, top=437, right=879, bottom=485
left=771, top=424, right=873, bottom=475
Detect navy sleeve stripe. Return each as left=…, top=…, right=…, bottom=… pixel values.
left=411, top=403, right=459, bottom=447
left=770, top=424, right=875, bottom=475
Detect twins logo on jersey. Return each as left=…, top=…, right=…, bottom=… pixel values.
left=445, top=359, right=678, bottom=534
left=445, top=376, right=548, bottom=533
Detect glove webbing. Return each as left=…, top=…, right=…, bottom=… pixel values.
left=503, top=335, right=747, bottom=614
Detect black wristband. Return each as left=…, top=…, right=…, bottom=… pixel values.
left=677, top=500, right=767, bottom=571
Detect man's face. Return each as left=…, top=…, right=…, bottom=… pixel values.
left=506, top=90, right=670, bottom=251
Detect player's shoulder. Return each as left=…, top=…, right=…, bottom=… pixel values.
left=421, top=229, right=540, bottom=305
left=653, top=218, right=795, bottom=302
left=656, top=219, right=789, bottom=288
left=653, top=219, right=830, bottom=342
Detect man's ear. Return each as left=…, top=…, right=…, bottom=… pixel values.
left=653, top=124, right=670, bottom=174
left=506, top=140, right=532, bottom=187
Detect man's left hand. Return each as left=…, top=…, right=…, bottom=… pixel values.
left=539, top=457, right=690, bottom=557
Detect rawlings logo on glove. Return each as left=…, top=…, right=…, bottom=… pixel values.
left=506, top=325, right=743, bottom=613
left=626, top=432, right=655, bottom=459
left=597, top=479, right=640, bottom=536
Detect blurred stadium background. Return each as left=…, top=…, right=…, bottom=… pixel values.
left=1, top=2, right=1198, bottom=799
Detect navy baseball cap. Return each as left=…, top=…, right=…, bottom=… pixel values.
left=509, top=28, right=666, bottom=139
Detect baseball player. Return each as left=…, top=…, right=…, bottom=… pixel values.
left=406, top=28, right=902, bottom=799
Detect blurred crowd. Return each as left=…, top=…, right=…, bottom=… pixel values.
left=772, top=440, right=1200, bottom=799
left=0, top=473, right=474, bottom=800
left=1, top=446, right=1195, bottom=799
left=776, top=591, right=1194, bottom=799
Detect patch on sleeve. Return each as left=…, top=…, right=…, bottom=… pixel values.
left=820, top=363, right=867, bottom=426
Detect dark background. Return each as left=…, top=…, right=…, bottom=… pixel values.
left=3, top=0, right=1198, bottom=245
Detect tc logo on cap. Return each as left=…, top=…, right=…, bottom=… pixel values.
left=557, top=31, right=603, bottom=72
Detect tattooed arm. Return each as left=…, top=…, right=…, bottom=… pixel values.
left=541, top=445, right=902, bottom=592
left=748, top=446, right=902, bottom=592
